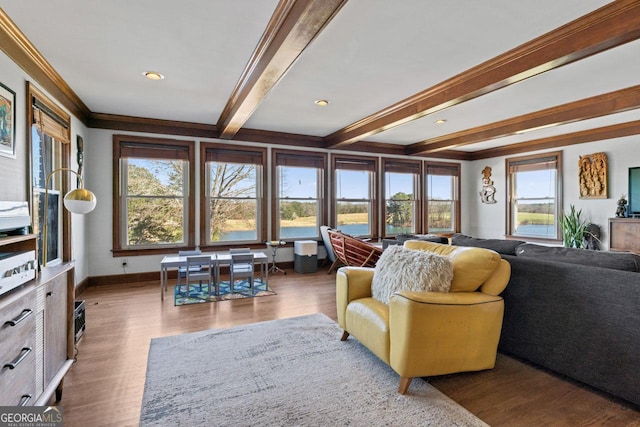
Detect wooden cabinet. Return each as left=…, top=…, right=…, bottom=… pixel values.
left=609, top=218, right=640, bottom=253
left=0, top=286, right=37, bottom=406
left=0, top=235, right=74, bottom=406
left=44, top=274, right=68, bottom=387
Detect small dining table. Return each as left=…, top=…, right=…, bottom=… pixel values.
left=159, top=251, right=269, bottom=301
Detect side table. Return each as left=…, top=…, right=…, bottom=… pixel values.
left=266, top=241, right=287, bottom=275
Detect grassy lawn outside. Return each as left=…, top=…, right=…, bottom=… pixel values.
left=517, top=212, right=554, bottom=225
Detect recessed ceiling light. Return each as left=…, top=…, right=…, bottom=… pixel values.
left=143, top=71, right=164, bottom=81
left=314, top=99, right=330, bottom=107
left=434, top=119, right=447, bottom=124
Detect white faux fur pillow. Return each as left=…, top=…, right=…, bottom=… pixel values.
left=372, top=245, right=454, bottom=304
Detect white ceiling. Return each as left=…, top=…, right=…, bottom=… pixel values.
left=1, top=0, right=637, bottom=155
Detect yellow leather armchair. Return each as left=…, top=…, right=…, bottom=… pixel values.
left=336, top=241, right=511, bottom=394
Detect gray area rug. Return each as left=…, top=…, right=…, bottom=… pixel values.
left=140, top=313, right=488, bottom=426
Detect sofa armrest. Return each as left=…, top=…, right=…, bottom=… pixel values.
left=336, top=267, right=375, bottom=330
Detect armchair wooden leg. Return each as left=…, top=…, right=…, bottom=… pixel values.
left=340, top=331, right=349, bottom=341
left=398, top=377, right=412, bottom=395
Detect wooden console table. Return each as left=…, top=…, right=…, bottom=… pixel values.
left=608, top=218, right=640, bottom=253
left=0, top=234, right=75, bottom=406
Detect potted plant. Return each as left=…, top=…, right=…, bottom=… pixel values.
left=560, top=205, right=593, bottom=248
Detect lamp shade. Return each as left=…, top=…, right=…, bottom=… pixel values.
left=63, top=188, right=97, bottom=214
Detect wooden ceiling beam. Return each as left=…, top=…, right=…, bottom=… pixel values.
left=216, top=0, right=347, bottom=139
left=324, top=0, right=640, bottom=149
left=470, top=120, right=640, bottom=160
left=406, top=85, right=640, bottom=155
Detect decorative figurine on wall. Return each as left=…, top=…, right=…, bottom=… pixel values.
left=615, top=195, right=627, bottom=218
left=578, top=152, right=608, bottom=199
left=480, top=166, right=497, bottom=204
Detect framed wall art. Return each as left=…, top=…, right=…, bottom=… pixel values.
left=578, top=152, right=607, bottom=199
left=0, top=81, right=16, bottom=158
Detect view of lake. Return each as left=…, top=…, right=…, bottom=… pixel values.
left=515, top=224, right=556, bottom=238
left=220, top=224, right=422, bottom=241
left=218, top=223, right=556, bottom=241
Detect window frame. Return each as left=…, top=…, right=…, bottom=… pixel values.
left=505, top=151, right=563, bottom=242
left=112, top=135, right=195, bottom=256
left=27, top=83, right=72, bottom=266
left=331, top=154, right=379, bottom=239
left=423, top=161, right=461, bottom=234
left=271, top=149, right=327, bottom=242
left=200, top=143, right=267, bottom=250
left=382, top=158, right=422, bottom=238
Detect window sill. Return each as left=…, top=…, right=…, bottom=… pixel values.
left=505, top=235, right=562, bottom=245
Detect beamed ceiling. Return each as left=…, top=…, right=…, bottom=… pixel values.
left=0, top=0, right=639, bottom=161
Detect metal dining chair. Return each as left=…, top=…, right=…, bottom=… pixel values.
left=184, top=255, right=217, bottom=297
left=229, top=253, right=255, bottom=294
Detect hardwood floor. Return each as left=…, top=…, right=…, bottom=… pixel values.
left=59, top=268, right=639, bottom=426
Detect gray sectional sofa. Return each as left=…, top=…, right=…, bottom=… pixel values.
left=451, top=233, right=640, bottom=407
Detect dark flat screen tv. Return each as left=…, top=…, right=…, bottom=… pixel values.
left=629, top=167, right=640, bottom=217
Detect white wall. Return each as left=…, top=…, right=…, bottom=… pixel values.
left=466, top=137, right=640, bottom=249
left=0, top=50, right=91, bottom=285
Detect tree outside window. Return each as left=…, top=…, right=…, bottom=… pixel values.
left=113, top=135, right=195, bottom=254
left=383, top=159, right=420, bottom=236
left=273, top=150, right=326, bottom=241
left=208, top=162, right=258, bottom=242
left=202, top=145, right=266, bottom=246
left=425, top=163, right=460, bottom=233
left=124, top=158, right=187, bottom=245
left=333, top=156, right=378, bottom=238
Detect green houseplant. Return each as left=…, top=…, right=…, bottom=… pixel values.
left=560, top=205, right=591, bottom=248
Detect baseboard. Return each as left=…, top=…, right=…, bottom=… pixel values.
left=75, top=277, right=89, bottom=296
left=84, top=261, right=299, bottom=289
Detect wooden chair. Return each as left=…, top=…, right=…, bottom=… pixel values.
left=327, top=229, right=382, bottom=270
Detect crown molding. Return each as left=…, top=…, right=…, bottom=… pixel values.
left=0, top=9, right=91, bottom=124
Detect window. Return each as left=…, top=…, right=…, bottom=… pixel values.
left=506, top=151, right=562, bottom=240
left=202, top=144, right=266, bottom=246
left=383, top=159, right=421, bottom=236
left=29, top=84, right=71, bottom=266
left=113, top=135, right=195, bottom=254
left=273, top=150, right=326, bottom=240
left=425, top=162, right=460, bottom=233
left=333, top=156, right=378, bottom=238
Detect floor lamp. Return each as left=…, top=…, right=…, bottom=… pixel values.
left=42, top=167, right=97, bottom=267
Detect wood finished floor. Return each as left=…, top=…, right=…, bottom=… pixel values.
left=60, top=268, right=639, bottom=427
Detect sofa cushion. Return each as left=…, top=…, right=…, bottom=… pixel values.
left=452, top=233, right=525, bottom=255
left=515, top=243, right=640, bottom=272
left=403, top=240, right=502, bottom=292
left=371, top=245, right=453, bottom=304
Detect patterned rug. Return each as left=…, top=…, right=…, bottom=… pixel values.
left=174, top=279, right=276, bottom=306
left=140, top=313, right=488, bottom=426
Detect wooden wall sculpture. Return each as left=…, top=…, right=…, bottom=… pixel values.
left=579, top=152, right=607, bottom=199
